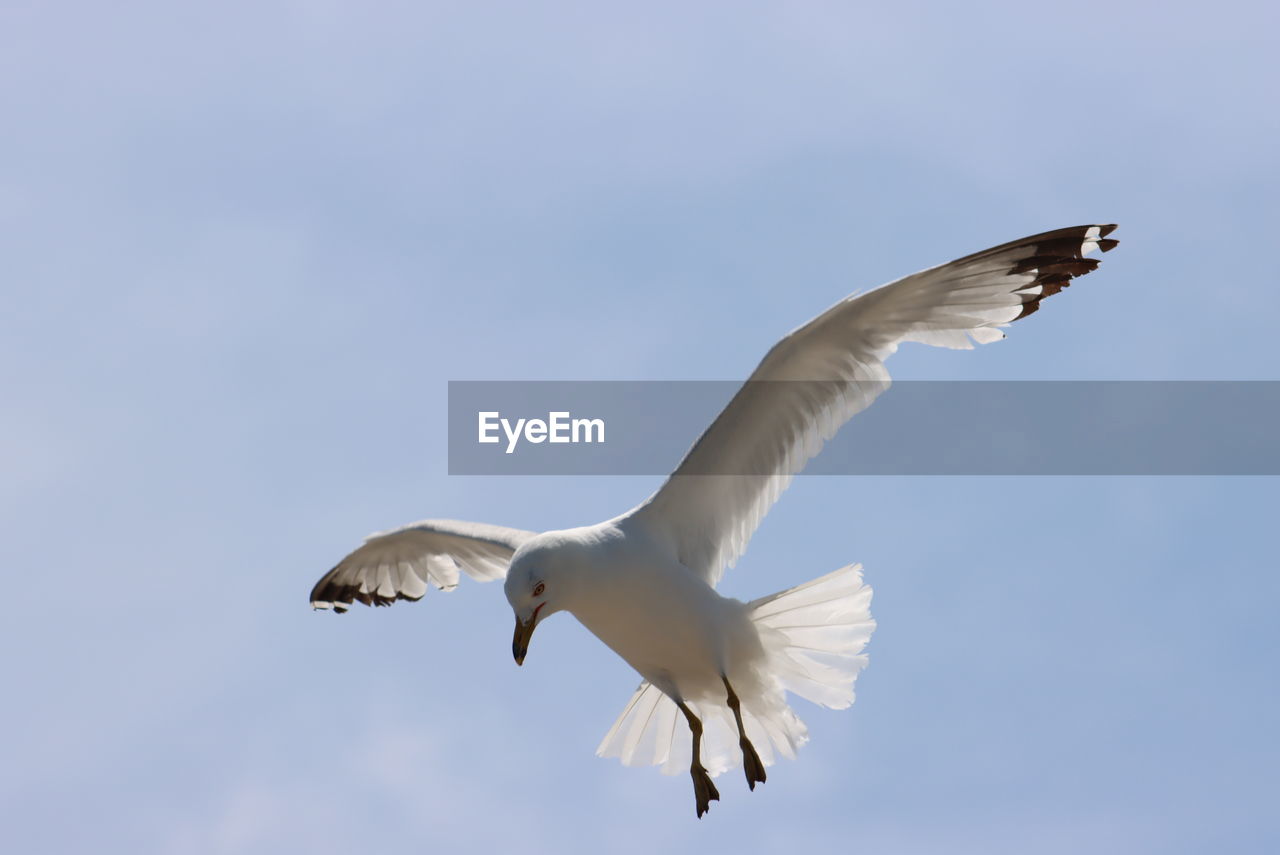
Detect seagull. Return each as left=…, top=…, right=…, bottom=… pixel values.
left=310, top=224, right=1119, bottom=817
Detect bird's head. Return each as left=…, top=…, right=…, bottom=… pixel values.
left=503, top=545, right=567, bottom=666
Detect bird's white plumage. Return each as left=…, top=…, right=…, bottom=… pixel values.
left=597, top=564, right=873, bottom=776
left=309, top=225, right=1117, bottom=811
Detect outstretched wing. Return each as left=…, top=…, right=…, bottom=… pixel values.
left=625, top=224, right=1118, bottom=586
left=309, top=519, right=536, bottom=612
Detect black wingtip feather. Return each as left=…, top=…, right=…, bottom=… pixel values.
left=309, top=572, right=434, bottom=613
left=1009, top=224, right=1119, bottom=321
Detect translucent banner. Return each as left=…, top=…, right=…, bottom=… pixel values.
left=447, top=381, right=1280, bottom=475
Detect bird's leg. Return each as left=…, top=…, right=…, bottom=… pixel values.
left=722, top=675, right=767, bottom=791
left=675, top=699, right=720, bottom=818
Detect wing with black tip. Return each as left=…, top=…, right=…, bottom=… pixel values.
left=309, top=518, right=536, bottom=612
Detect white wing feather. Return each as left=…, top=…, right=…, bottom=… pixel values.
left=309, top=518, right=536, bottom=612
left=625, top=225, right=1118, bottom=586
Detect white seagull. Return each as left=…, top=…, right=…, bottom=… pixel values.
left=310, top=225, right=1119, bottom=817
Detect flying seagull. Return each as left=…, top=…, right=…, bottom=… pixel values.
left=310, top=224, right=1119, bottom=817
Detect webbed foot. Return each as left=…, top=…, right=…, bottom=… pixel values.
left=741, top=738, right=767, bottom=790
left=691, top=763, right=720, bottom=818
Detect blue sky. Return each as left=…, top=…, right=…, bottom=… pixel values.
left=3, top=2, right=1277, bottom=853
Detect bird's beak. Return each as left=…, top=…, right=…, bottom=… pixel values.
left=512, top=615, right=537, bottom=666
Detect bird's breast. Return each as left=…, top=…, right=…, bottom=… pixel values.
left=567, top=558, right=753, bottom=699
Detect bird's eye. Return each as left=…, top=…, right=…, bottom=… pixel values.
left=533, top=582, right=546, bottom=597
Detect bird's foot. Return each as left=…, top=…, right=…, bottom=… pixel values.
left=740, top=738, right=767, bottom=790
left=690, top=763, right=720, bottom=818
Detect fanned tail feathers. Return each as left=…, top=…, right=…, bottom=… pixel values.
left=750, top=564, right=875, bottom=710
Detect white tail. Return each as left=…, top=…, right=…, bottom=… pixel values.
left=596, top=564, right=875, bottom=776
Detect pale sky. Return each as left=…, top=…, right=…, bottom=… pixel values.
left=3, top=2, right=1278, bottom=853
